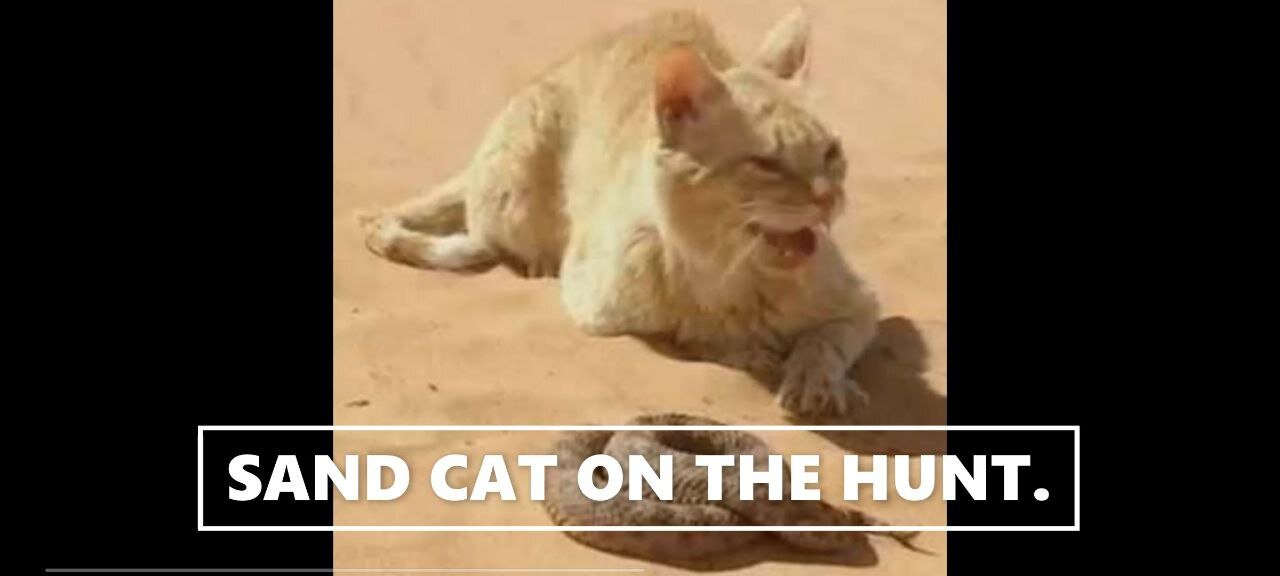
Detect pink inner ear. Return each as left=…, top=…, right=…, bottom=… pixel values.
left=655, top=46, right=711, bottom=122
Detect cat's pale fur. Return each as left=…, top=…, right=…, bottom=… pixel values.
left=363, top=8, right=879, bottom=415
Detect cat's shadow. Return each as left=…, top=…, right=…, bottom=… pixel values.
left=563, top=317, right=942, bottom=572
left=614, top=316, right=943, bottom=570
left=640, top=315, right=948, bottom=456
left=801, top=315, right=947, bottom=456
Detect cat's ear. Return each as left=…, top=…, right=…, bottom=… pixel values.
left=752, top=6, right=810, bottom=81
left=654, top=45, right=726, bottom=144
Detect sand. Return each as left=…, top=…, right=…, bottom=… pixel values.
left=333, top=0, right=946, bottom=573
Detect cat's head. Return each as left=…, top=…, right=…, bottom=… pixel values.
left=651, top=7, right=847, bottom=275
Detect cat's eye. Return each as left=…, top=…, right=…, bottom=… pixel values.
left=747, top=156, right=785, bottom=174
left=824, top=142, right=843, bottom=165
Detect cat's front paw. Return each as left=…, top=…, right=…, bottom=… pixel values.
left=777, top=341, right=869, bottom=416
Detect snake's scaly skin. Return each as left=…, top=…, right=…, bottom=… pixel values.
left=542, top=413, right=916, bottom=559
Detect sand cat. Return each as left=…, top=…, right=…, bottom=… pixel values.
left=363, top=7, right=880, bottom=416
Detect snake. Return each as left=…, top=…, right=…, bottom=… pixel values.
left=542, top=413, right=918, bottom=559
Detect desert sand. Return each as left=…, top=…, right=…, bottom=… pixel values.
left=333, top=0, right=946, bottom=573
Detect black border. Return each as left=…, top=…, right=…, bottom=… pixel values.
left=18, top=0, right=1143, bottom=572
left=26, top=1, right=334, bottom=571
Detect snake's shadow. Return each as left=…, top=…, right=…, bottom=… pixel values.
left=578, top=533, right=880, bottom=571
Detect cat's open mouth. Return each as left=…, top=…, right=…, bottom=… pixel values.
left=749, top=223, right=823, bottom=268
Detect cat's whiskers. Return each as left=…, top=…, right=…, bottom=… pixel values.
left=717, top=227, right=764, bottom=287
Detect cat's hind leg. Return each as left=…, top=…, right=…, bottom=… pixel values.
left=364, top=218, right=496, bottom=271
left=362, top=173, right=499, bottom=271
left=363, top=81, right=567, bottom=276
left=374, top=172, right=469, bottom=235
left=463, top=81, right=569, bottom=278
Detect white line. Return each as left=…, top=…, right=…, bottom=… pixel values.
left=1075, top=425, right=1082, bottom=530
left=197, top=427, right=204, bottom=530
left=197, top=525, right=1078, bottom=532
left=47, top=570, right=644, bottom=574
left=197, top=425, right=1080, bottom=532
left=327, top=571, right=644, bottom=574
left=325, top=571, right=644, bottom=574
left=198, top=425, right=1077, bottom=432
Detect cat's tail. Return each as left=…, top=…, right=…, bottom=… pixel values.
left=359, top=174, right=498, bottom=271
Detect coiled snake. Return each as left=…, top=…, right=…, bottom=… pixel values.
left=542, top=413, right=918, bottom=559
